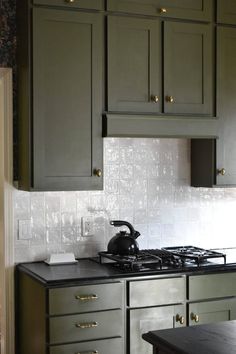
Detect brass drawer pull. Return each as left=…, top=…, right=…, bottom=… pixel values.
left=176, top=314, right=185, bottom=325
left=65, top=0, right=75, bottom=3
left=191, top=313, right=199, bottom=323
left=75, top=294, right=98, bottom=301
left=76, top=351, right=98, bottom=354
left=75, top=321, right=98, bottom=329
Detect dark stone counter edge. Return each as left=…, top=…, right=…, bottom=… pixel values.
left=16, top=258, right=236, bottom=287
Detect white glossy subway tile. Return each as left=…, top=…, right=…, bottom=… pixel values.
left=13, top=138, right=236, bottom=262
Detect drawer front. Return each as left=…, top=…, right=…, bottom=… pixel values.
left=50, top=337, right=124, bottom=354
left=188, top=273, right=236, bottom=300
left=129, top=277, right=185, bottom=307
left=49, top=309, right=123, bottom=344
left=33, top=0, right=104, bottom=10
left=49, top=282, right=124, bottom=315
left=107, top=0, right=213, bottom=21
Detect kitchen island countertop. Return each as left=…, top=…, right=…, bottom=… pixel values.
left=142, top=320, right=236, bottom=354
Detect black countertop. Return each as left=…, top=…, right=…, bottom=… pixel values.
left=16, top=254, right=236, bottom=286
left=142, top=320, right=236, bottom=354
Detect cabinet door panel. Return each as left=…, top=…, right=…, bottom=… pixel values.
left=107, top=0, right=213, bottom=21
left=33, top=0, right=104, bottom=10
left=129, top=305, right=186, bottom=354
left=108, top=16, right=161, bottom=113
left=189, top=299, right=236, bottom=326
left=217, top=0, right=236, bottom=25
left=164, top=22, right=213, bottom=115
left=216, top=27, right=236, bottom=185
left=33, top=9, right=103, bottom=190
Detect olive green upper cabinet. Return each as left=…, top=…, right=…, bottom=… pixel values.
left=191, top=27, right=236, bottom=187
left=164, top=22, right=213, bottom=115
left=108, top=17, right=213, bottom=115
left=33, top=0, right=104, bottom=10
left=17, top=4, right=103, bottom=191
left=107, top=16, right=161, bottom=113
left=217, top=0, right=236, bottom=25
left=107, top=0, right=213, bottom=21
left=216, top=26, right=236, bottom=186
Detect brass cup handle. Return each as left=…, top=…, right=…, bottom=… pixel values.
left=166, top=95, right=174, bottom=103
left=151, top=95, right=159, bottom=103
left=217, top=168, right=226, bottom=176
left=76, top=351, right=98, bottom=354
left=76, top=321, right=98, bottom=329
left=176, top=314, right=185, bottom=325
left=191, top=313, right=199, bottom=323
left=94, top=169, right=102, bottom=177
left=159, top=8, right=167, bottom=13
left=75, top=294, right=98, bottom=301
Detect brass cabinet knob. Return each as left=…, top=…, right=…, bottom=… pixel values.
left=75, top=294, right=98, bottom=301
left=94, top=169, right=102, bottom=177
left=65, top=0, right=75, bottom=3
left=159, top=8, right=167, bottom=13
left=151, top=95, right=159, bottom=103
left=217, top=168, right=226, bottom=176
left=176, top=314, right=185, bottom=325
left=191, top=313, right=199, bottom=323
left=75, top=321, right=98, bottom=329
left=166, top=95, right=174, bottom=103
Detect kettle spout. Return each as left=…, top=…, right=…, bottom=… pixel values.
left=134, top=230, right=141, bottom=239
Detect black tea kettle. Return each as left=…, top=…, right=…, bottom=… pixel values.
left=108, top=220, right=140, bottom=256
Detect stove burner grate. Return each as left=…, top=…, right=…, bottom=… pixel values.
left=162, top=246, right=226, bottom=266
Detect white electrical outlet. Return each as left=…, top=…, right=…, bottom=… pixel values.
left=18, top=220, right=32, bottom=240
left=81, top=216, right=94, bottom=237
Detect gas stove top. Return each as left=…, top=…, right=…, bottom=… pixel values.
left=98, top=246, right=226, bottom=272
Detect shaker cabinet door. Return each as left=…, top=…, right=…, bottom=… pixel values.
left=32, top=9, right=103, bottom=190
left=217, top=0, right=236, bottom=25
left=107, top=16, right=161, bottom=113
left=216, top=27, right=236, bottom=186
left=164, top=21, right=213, bottom=115
left=129, top=305, right=186, bottom=354
left=189, top=299, right=236, bottom=326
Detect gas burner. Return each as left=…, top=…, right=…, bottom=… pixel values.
left=162, top=246, right=226, bottom=266
left=97, top=246, right=226, bottom=273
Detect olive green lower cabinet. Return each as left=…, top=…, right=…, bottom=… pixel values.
left=17, top=273, right=125, bottom=354
left=18, top=270, right=236, bottom=354
left=188, top=273, right=236, bottom=326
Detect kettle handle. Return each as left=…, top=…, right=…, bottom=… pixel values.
left=110, top=220, right=135, bottom=238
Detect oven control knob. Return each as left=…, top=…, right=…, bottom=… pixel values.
left=176, top=314, right=185, bottom=325
left=191, top=313, right=199, bottom=323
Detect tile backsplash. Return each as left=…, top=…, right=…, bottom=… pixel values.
left=14, top=138, right=236, bottom=263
